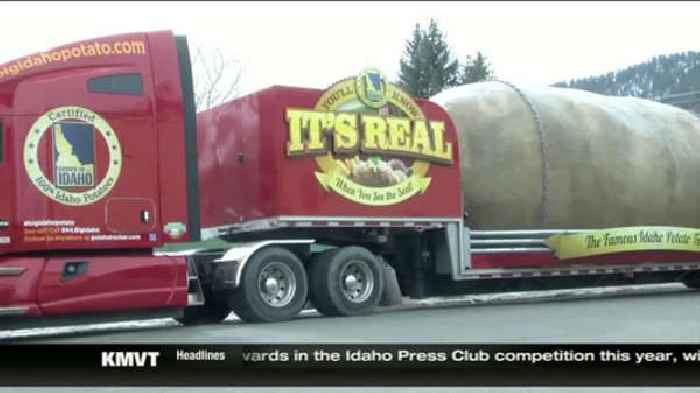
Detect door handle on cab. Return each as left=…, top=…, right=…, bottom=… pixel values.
left=141, top=209, right=151, bottom=223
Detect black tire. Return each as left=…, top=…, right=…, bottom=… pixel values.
left=682, top=272, right=700, bottom=289
left=176, top=285, right=231, bottom=325
left=177, top=300, right=231, bottom=325
left=309, top=246, right=384, bottom=317
left=306, top=248, right=336, bottom=283
left=229, top=246, right=309, bottom=323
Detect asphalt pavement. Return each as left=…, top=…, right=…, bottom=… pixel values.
left=9, top=283, right=699, bottom=343
left=3, top=285, right=700, bottom=391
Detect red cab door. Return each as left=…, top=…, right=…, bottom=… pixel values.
left=13, top=69, right=160, bottom=249
left=19, top=69, right=172, bottom=313
left=6, top=34, right=176, bottom=314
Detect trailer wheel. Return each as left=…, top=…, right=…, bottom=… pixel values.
left=309, top=246, right=384, bottom=317
left=229, top=246, right=309, bottom=323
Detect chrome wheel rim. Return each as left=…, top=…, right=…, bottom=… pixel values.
left=258, top=262, right=297, bottom=307
left=340, top=260, right=374, bottom=303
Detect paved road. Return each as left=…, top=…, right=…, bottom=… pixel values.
left=4, top=285, right=700, bottom=392
left=13, top=283, right=700, bottom=344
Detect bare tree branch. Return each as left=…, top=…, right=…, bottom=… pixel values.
left=190, top=45, right=243, bottom=111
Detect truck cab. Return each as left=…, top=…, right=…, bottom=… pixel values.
left=0, top=31, right=200, bottom=255
left=0, top=31, right=197, bottom=324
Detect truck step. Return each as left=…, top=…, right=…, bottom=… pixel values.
left=186, top=260, right=206, bottom=306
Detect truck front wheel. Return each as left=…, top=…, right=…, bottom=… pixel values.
left=177, top=297, right=231, bottom=326
left=309, top=247, right=385, bottom=317
left=229, top=247, right=309, bottom=323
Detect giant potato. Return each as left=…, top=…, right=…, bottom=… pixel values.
left=432, top=81, right=700, bottom=229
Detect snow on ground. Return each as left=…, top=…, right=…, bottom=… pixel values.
left=0, top=318, right=181, bottom=340
left=405, top=283, right=684, bottom=308
left=0, top=284, right=686, bottom=340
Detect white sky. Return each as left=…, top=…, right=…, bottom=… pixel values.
left=2, top=1, right=698, bottom=95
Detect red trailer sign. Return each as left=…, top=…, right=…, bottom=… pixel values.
left=197, top=69, right=463, bottom=234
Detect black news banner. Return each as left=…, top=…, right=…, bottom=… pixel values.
left=1, top=344, right=700, bottom=386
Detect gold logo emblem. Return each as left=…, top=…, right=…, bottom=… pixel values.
left=285, top=70, right=453, bottom=206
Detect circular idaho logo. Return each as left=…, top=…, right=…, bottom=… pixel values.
left=355, top=68, right=388, bottom=109
left=23, top=106, right=122, bottom=206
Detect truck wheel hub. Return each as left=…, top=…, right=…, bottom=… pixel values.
left=340, top=260, right=374, bottom=303
left=258, top=262, right=296, bottom=307
left=345, top=275, right=361, bottom=291
left=265, top=277, right=280, bottom=294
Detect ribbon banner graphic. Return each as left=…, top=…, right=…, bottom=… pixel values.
left=315, top=170, right=431, bottom=206
left=545, top=226, right=700, bottom=260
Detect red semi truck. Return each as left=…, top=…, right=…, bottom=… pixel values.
left=2, top=31, right=700, bottom=328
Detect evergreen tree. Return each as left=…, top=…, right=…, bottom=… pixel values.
left=398, top=24, right=425, bottom=98
left=399, top=19, right=460, bottom=98
left=461, top=51, right=495, bottom=84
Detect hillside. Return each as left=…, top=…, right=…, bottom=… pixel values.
left=553, top=51, right=700, bottom=99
